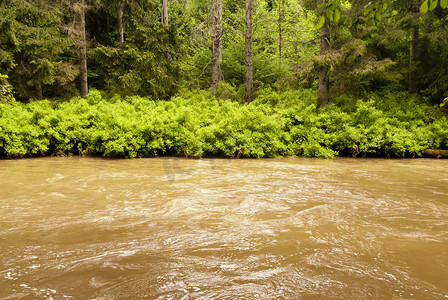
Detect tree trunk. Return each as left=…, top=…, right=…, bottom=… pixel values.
left=35, top=83, right=43, bottom=100
left=217, top=0, right=222, bottom=67
left=118, top=0, right=124, bottom=43
left=211, top=0, right=219, bottom=93
left=278, top=0, right=283, bottom=60
left=317, top=17, right=330, bottom=107
left=211, top=0, right=222, bottom=94
left=162, top=0, right=169, bottom=27
left=79, top=0, right=88, bottom=98
left=409, top=26, right=418, bottom=94
left=245, top=0, right=253, bottom=103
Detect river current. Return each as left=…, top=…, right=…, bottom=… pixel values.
left=1, top=157, right=447, bottom=299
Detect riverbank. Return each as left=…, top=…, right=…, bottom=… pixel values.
left=1, top=89, right=447, bottom=159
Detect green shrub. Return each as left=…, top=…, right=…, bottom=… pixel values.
left=0, top=89, right=446, bottom=159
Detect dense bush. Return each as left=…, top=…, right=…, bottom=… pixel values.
left=0, top=89, right=447, bottom=159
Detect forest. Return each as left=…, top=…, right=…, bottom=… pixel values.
left=1, top=0, right=448, bottom=158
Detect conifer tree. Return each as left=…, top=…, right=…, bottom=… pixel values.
left=0, top=0, right=78, bottom=100
left=91, top=0, right=182, bottom=98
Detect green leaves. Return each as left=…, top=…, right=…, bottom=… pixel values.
left=363, top=0, right=395, bottom=25
left=334, top=8, right=341, bottom=22
left=0, top=73, right=14, bottom=103
left=430, top=0, right=438, bottom=10
left=420, top=1, right=429, bottom=13
left=316, top=0, right=342, bottom=28
left=362, top=0, right=447, bottom=17
left=0, top=90, right=446, bottom=159
left=420, top=0, right=448, bottom=13
left=0, top=0, right=77, bottom=99
left=440, top=97, right=448, bottom=108
left=317, top=16, right=325, bottom=29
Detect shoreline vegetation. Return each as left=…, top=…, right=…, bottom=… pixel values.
left=1, top=0, right=448, bottom=161
left=1, top=89, right=447, bottom=159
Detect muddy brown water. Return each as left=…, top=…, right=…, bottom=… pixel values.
left=1, top=157, right=447, bottom=299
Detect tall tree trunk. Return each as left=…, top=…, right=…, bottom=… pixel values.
left=35, top=83, right=43, bottom=100
left=118, top=0, right=124, bottom=43
left=217, top=0, right=222, bottom=67
left=211, top=0, right=222, bottom=93
left=245, top=0, right=253, bottom=103
left=162, top=0, right=169, bottom=27
left=79, top=0, right=88, bottom=98
left=278, top=0, right=283, bottom=60
left=317, top=16, right=330, bottom=107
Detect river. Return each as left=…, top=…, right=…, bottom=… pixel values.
left=1, top=157, right=447, bottom=299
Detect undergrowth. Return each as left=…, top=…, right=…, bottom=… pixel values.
left=0, top=89, right=447, bottom=159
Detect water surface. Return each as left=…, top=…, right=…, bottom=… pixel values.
left=1, top=157, right=447, bottom=299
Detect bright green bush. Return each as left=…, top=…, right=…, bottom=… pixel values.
left=0, top=89, right=446, bottom=159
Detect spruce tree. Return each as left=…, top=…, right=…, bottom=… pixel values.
left=0, top=0, right=78, bottom=100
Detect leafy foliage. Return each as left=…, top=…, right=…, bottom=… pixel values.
left=0, top=0, right=78, bottom=100
left=91, top=0, right=184, bottom=99
left=0, top=73, right=14, bottom=103
left=185, top=0, right=318, bottom=91
left=421, top=0, right=448, bottom=13
left=1, top=89, right=446, bottom=159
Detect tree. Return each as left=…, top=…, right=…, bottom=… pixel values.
left=256, top=0, right=318, bottom=80
left=162, top=0, right=169, bottom=27
left=210, top=0, right=222, bottom=93
left=0, top=0, right=78, bottom=100
left=312, top=0, right=341, bottom=106
left=95, top=0, right=128, bottom=44
left=309, top=0, right=448, bottom=105
left=64, top=0, right=90, bottom=98
left=91, top=0, right=182, bottom=98
left=245, top=0, right=253, bottom=103
left=78, top=0, right=89, bottom=98
left=363, top=0, right=447, bottom=99
left=409, top=3, right=419, bottom=93
left=118, top=0, right=125, bottom=43
left=317, top=13, right=330, bottom=106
